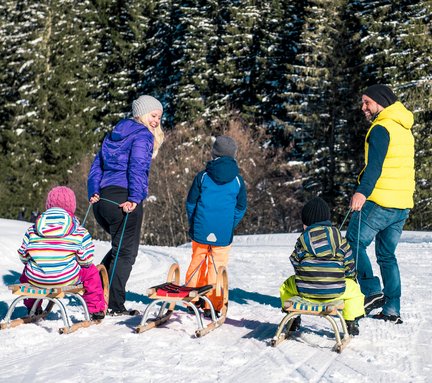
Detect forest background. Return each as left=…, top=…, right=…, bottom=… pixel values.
left=0, top=0, right=431, bottom=246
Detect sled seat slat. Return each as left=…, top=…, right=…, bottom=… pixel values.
left=147, top=282, right=213, bottom=301
left=273, top=295, right=349, bottom=352
left=8, top=283, right=84, bottom=298
left=283, top=296, right=344, bottom=316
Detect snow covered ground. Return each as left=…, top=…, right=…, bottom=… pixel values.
left=0, top=218, right=431, bottom=383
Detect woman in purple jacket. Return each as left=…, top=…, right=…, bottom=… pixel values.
left=87, top=95, right=164, bottom=316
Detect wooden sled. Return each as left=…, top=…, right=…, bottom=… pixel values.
left=136, top=263, right=228, bottom=337
left=0, top=264, right=109, bottom=334
left=271, top=296, right=350, bottom=353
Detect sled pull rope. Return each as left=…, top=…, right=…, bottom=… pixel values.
left=185, top=257, right=207, bottom=287
left=339, top=208, right=352, bottom=231
left=337, top=207, right=360, bottom=273
left=82, top=197, right=122, bottom=227
left=184, top=245, right=219, bottom=287
left=98, top=197, right=130, bottom=288
left=206, top=245, right=219, bottom=276
left=355, top=210, right=361, bottom=272
left=82, top=197, right=130, bottom=289
left=82, top=203, right=92, bottom=227
left=100, top=197, right=123, bottom=206
left=109, top=213, right=129, bottom=288
left=210, top=252, right=218, bottom=276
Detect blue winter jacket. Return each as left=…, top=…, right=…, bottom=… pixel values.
left=87, top=119, right=154, bottom=204
left=186, top=156, right=247, bottom=246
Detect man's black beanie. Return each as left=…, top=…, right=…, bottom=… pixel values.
left=301, top=197, right=331, bottom=227
left=363, top=84, right=398, bottom=108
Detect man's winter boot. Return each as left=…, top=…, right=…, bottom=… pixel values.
left=372, top=311, right=403, bottom=324
left=364, top=293, right=385, bottom=315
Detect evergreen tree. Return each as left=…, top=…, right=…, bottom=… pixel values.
left=91, top=0, right=153, bottom=131
left=281, top=0, right=363, bottom=220
left=0, top=1, right=48, bottom=214
left=168, top=0, right=220, bottom=123
left=0, top=1, right=105, bottom=216
left=133, top=0, right=175, bottom=125
left=208, top=0, right=261, bottom=120
left=242, top=0, right=304, bottom=130
left=1, top=0, right=431, bottom=238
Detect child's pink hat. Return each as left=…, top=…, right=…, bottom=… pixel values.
left=45, top=186, right=76, bottom=215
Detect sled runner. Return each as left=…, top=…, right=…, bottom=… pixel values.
left=136, top=263, right=228, bottom=337
left=0, top=264, right=109, bottom=334
left=271, top=296, right=350, bottom=353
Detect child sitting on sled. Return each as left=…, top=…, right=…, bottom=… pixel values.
left=185, top=136, right=247, bottom=317
left=17, top=186, right=107, bottom=321
left=280, top=197, right=365, bottom=335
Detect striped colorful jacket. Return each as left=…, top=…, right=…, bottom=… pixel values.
left=290, top=221, right=356, bottom=300
left=18, top=207, right=94, bottom=288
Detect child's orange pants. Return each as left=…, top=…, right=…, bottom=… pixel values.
left=185, top=241, right=231, bottom=311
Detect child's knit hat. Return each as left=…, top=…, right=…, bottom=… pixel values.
left=45, top=186, right=76, bottom=215
left=363, top=84, right=398, bottom=108
left=212, top=136, right=238, bottom=159
left=301, top=197, right=331, bottom=227
left=132, top=95, right=163, bottom=117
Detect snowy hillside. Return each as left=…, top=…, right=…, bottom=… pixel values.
left=0, top=218, right=431, bottom=383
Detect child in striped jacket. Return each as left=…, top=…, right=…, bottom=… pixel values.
left=18, top=186, right=107, bottom=320
left=280, top=197, right=365, bottom=335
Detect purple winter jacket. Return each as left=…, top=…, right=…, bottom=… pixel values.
left=87, top=119, right=154, bottom=204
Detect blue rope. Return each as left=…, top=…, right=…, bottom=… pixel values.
left=109, top=213, right=129, bottom=288
left=82, top=197, right=120, bottom=227
left=82, top=204, right=92, bottom=227
left=355, top=210, right=362, bottom=271
left=99, top=197, right=121, bottom=206
left=81, top=196, right=130, bottom=289
left=339, top=208, right=352, bottom=231
left=97, top=197, right=131, bottom=288
left=338, top=207, right=361, bottom=275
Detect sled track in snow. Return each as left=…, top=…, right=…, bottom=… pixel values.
left=226, top=330, right=341, bottom=383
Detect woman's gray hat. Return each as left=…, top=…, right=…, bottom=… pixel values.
left=212, top=136, right=238, bottom=159
left=132, top=95, right=163, bottom=117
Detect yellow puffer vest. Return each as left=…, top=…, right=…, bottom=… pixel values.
left=361, top=101, right=415, bottom=209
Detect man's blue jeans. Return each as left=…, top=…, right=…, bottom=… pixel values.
left=346, top=201, right=409, bottom=316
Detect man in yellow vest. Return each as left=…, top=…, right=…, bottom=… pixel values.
left=346, top=84, right=415, bottom=325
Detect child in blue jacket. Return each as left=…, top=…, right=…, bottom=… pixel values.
left=185, top=136, right=247, bottom=316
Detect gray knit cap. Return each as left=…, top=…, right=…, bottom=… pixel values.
left=132, top=95, right=163, bottom=117
left=212, top=136, right=238, bottom=159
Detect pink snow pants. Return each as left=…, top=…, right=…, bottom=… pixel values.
left=20, top=264, right=107, bottom=314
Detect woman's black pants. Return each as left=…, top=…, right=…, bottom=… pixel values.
left=93, top=186, right=143, bottom=312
